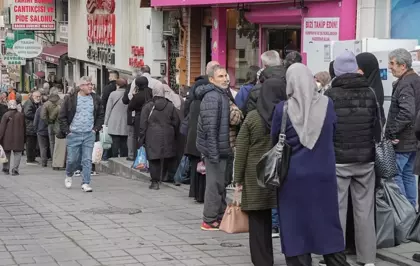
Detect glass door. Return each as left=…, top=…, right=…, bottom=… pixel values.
left=264, top=27, right=301, bottom=59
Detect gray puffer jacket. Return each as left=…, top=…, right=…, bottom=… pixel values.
left=196, top=83, right=232, bottom=163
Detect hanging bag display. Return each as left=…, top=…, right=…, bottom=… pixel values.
left=369, top=88, right=397, bottom=179
left=256, top=102, right=292, bottom=189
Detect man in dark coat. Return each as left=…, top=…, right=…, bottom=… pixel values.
left=23, top=90, right=41, bottom=164
left=386, top=48, right=420, bottom=208
left=196, top=64, right=232, bottom=230
left=101, top=70, right=119, bottom=110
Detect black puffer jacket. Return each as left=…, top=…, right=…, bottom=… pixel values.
left=325, top=73, right=377, bottom=164
left=244, top=65, right=286, bottom=116
left=23, top=98, right=40, bottom=136
left=196, top=83, right=232, bottom=163
left=386, top=70, right=420, bottom=152
left=138, top=97, right=180, bottom=160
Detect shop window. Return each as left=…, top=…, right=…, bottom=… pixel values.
left=227, top=9, right=259, bottom=89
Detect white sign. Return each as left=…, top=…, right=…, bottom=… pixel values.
left=303, top=17, right=340, bottom=52
left=11, top=1, right=56, bottom=30
left=2, top=52, right=26, bottom=66
left=13, top=39, right=43, bottom=59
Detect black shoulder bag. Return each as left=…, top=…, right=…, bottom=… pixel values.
left=256, top=101, right=292, bottom=190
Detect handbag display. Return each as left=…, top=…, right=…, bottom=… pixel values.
left=219, top=190, right=249, bottom=234
left=369, top=88, right=397, bottom=179
left=256, top=102, right=292, bottom=190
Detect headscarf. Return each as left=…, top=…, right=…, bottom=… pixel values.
left=135, top=76, right=148, bottom=90
left=286, top=63, right=329, bottom=150
left=7, top=100, right=17, bottom=110
left=329, top=60, right=335, bottom=79
left=256, top=78, right=287, bottom=131
left=356, top=52, right=384, bottom=106
left=153, top=83, right=165, bottom=97
left=163, top=84, right=181, bottom=109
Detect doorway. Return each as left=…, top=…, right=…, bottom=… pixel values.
left=265, top=27, right=301, bottom=59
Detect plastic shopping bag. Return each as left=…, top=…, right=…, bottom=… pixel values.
left=383, top=180, right=416, bottom=245
left=0, top=145, right=7, bottom=164
left=197, top=161, right=206, bottom=175
left=100, top=125, right=112, bottom=150
left=92, top=142, right=103, bottom=164
left=133, top=147, right=148, bottom=171
left=174, top=155, right=190, bottom=184
left=375, top=187, right=395, bottom=248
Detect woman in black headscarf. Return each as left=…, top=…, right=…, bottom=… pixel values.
left=234, top=77, right=287, bottom=266
left=329, top=60, right=336, bottom=79
left=356, top=52, right=385, bottom=108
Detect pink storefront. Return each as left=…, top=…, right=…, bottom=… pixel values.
left=151, top=0, right=357, bottom=87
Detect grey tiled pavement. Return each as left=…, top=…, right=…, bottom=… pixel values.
left=0, top=160, right=403, bottom=266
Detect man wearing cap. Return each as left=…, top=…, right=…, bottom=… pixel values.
left=324, top=50, right=378, bottom=266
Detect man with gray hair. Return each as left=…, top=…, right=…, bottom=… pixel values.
left=58, top=76, right=104, bottom=192
left=386, top=48, right=420, bottom=207
left=195, top=64, right=231, bottom=230
left=257, top=50, right=282, bottom=80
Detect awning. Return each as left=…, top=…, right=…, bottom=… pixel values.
left=41, top=44, right=68, bottom=65
left=34, top=71, right=45, bottom=79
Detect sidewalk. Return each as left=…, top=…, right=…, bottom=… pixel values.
left=98, top=157, right=420, bottom=266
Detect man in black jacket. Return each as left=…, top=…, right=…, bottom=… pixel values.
left=23, top=90, right=41, bottom=164
left=386, top=48, right=420, bottom=208
left=325, top=51, right=377, bottom=266
left=196, top=64, right=232, bottom=230
left=101, top=70, right=119, bottom=109
left=58, top=76, right=104, bottom=192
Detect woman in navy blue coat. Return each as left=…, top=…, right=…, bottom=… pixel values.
left=271, top=63, right=350, bottom=266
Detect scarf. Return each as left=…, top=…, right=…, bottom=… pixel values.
left=356, top=52, right=385, bottom=106
left=286, top=63, right=329, bottom=150
left=162, top=84, right=181, bottom=110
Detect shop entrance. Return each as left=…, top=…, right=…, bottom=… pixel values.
left=264, top=26, right=301, bottom=59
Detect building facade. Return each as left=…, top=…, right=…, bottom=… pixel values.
left=152, top=0, right=357, bottom=88
left=68, top=0, right=166, bottom=95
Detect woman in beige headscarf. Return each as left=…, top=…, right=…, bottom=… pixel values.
left=314, top=71, right=331, bottom=94
left=270, top=63, right=350, bottom=266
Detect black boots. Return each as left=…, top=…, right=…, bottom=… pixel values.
left=149, top=181, right=159, bottom=190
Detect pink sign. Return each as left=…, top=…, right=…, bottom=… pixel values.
left=151, top=0, right=282, bottom=6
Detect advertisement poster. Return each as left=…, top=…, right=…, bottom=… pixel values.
left=303, top=17, right=340, bottom=53
left=11, top=0, right=56, bottom=30
left=391, top=0, right=420, bottom=41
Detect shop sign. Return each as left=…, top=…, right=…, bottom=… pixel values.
left=2, top=52, right=26, bottom=66
left=129, top=46, right=145, bottom=68
left=303, top=17, right=340, bottom=52
left=43, top=55, right=59, bottom=65
left=87, top=14, right=116, bottom=45
left=58, top=23, right=68, bottom=43
left=2, top=7, right=10, bottom=25
left=11, top=0, right=56, bottom=31
left=86, top=46, right=115, bottom=65
left=87, top=0, right=115, bottom=14
left=13, top=39, right=43, bottom=59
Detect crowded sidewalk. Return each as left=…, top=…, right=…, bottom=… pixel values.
left=0, top=157, right=403, bottom=266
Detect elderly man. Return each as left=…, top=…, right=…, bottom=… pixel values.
left=386, top=48, right=420, bottom=208
left=195, top=64, right=232, bottom=230
left=23, top=90, right=42, bottom=164
left=58, top=76, right=104, bottom=192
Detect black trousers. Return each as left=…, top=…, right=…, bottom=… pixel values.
left=248, top=209, right=273, bottom=266
left=26, top=135, right=38, bottom=162
left=110, top=135, right=128, bottom=158
left=148, top=157, right=175, bottom=182
left=285, top=252, right=350, bottom=266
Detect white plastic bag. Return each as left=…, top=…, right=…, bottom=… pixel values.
left=0, top=145, right=7, bottom=164
left=92, top=142, right=103, bottom=164
left=100, top=125, right=112, bottom=150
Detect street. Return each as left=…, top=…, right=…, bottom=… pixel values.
left=0, top=161, right=398, bottom=266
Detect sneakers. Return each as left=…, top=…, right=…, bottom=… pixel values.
left=11, top=170, right=19, bottom=176
left=65, top=176, right=72, bottom=188
left=226, top=183, right=235, bottom=190
left=26, top=160, right=39, bottom=166
left=201, top=221, right=220, bottom=231
left=91, top=171, right=98, bottom=176
left=73, top=170, right=81, bottom=177
left=81, top=184, right=93, bottom=192
left=364, top=264, right=375, bottom=266
left=2, top=169, right=9, bottom=175
left=149, top=181, right=159, bottom=190
left=272, top=227, right=280, bottom=238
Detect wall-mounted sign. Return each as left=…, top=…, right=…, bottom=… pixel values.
left=87, top=0, right=115, bottom=14
left=2, top=52, right=26, bottom=66
left=303, top=17, right=340, bottom=52
left=11, top=1, right=56, bottom=30
left=2, top=7, right=10, bottom=25
left=13, top=39, right=42, bottom=59
left=86, top=46, right=115, bottom=65
left=129, top=46, right=145, bottom=68
left=58, top=23, right=68, bottom=43
left=44, top=55, right=60, bottom=65
left=87, top=14, right=116, bottom=45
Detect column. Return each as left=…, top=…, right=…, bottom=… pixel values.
left=339, top=0, right=357, bottom=40
left=211, top=7, right=227, bottom=67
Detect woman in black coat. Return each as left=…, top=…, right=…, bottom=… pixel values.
left=138, top=83, right=180, bottom=190
left=126, top=77, right=153, bottom=156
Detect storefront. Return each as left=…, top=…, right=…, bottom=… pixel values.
left=152, top=0, right=357, bottom=88
left=68, top=0, right=167, bottom=95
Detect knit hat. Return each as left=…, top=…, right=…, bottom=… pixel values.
left=7, top=100, right=17, bottom=110
left=333, top=51, right=358, bottom=77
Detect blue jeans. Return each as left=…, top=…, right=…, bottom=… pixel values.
left=395, top=152, right=417, bottom=207
left=272, top=208, right=279, bottom=229
left=66, top=131, right=95, bottom=184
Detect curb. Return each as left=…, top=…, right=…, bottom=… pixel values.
left=377, top=250, right=420, bottom=266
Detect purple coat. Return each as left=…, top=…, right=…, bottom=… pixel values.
left=271, top=99, right=345, bottom=257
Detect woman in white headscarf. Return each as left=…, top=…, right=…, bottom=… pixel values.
left=162, top=84, right=181, bottom=110
left=270, top=63, right=350, bottom=266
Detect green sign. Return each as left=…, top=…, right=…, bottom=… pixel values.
left=14, top=31, right=35, bottom=42
left=5, top=37, right=14, bottom=49
left=2, top=53, right=25, bottom=66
